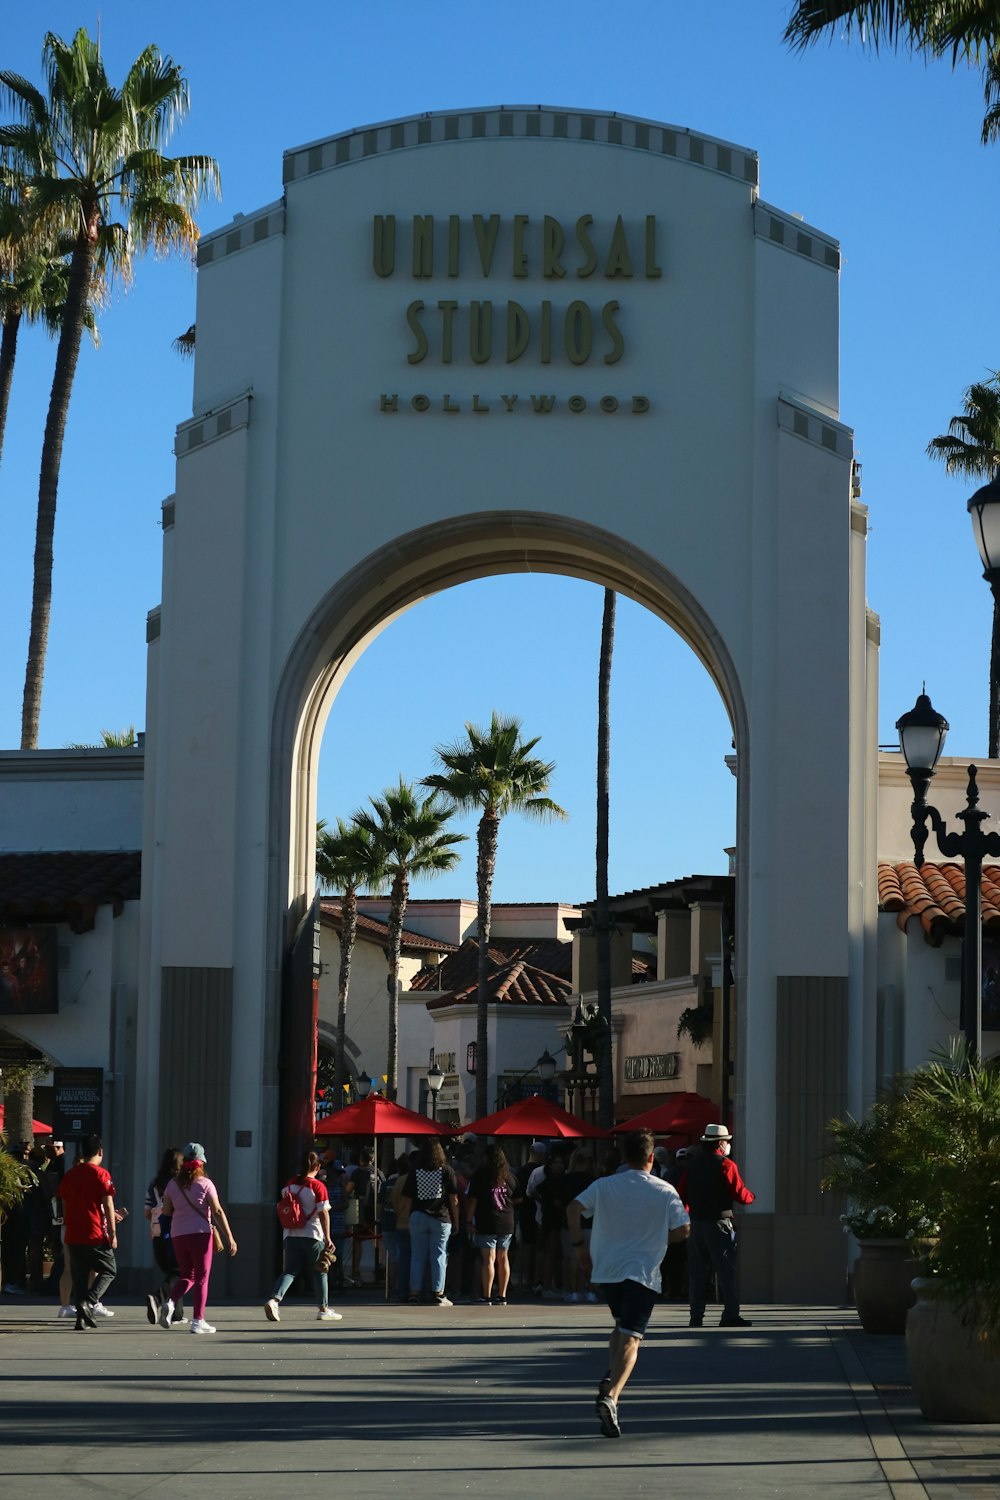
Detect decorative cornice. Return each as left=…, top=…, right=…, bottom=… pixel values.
left=197, top=201, right=284, bottom=268
left=283, top=107, right=759, bottom=190
left=146, top=608, right=161, bottom=644
left=175, top=393, right=253, bottom=458
left=777, top=394, right=853, bottom=461
left=753, top=200, right=840, bottom=272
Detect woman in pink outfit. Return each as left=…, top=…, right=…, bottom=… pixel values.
left=159, top=1141, right=237, bottom=1334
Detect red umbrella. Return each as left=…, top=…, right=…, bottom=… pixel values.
left=0, top=1106, right=52, bottom=1137
left=313, top=1094, right=450, bottom=1138
left=462, top=1095, right=608, bottom=1139
left=612, top=1092, right=719, bottom=1139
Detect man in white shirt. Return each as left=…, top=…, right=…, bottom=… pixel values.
left=567, top=1128, right=690, bottom=1439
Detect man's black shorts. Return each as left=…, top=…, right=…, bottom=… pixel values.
left=600, top=1278, right=657, bottom=1338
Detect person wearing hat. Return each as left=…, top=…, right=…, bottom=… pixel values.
left=678, top=1123, right=754, bottom=1328
left=158, top=1142, right=237, bottom=1334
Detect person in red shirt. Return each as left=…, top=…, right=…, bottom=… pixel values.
left=57, top=1135, right=117, bottom=1330
left=678, top=1123, right=755, bottom=1328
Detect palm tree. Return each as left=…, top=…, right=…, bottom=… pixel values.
left=353, top=782, right=464, bottom=1101
left=595, top=590, right=616, bottom=1128
left=424, top=713, right=567, bottom=1117
left=66, top=725, right=138, bottom=748
left=0, top=188, right=95, bottom=471
left=784, top=3, right=1000, bottom=141
left=0, top=29, right=219, bottom=749
left=928, top=374, right=1000, bottom=755
left=316, top=817, right=386, bottom=1107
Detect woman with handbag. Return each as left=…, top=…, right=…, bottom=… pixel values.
left=264, top=1151, right=341, bottom=1323
left=158, top=1141, right=237, bottom=1334
left=143, top=1146, right=186, bottom=1325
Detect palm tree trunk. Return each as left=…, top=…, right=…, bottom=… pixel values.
left=990, top=583, right=1000, bottom=758
left=385, top=870, right=408, bottom=1102
left=2, top=1077, right=34, bottom=1147
left=595, top=588, right=616, bottom=1128
left=0, top=308, right=22, bottom=468
left=475, top=811, right=499, bottom=1118
left=21, top=230, right=95, bottom=749
left=334, top=882, right=357, bottom=1107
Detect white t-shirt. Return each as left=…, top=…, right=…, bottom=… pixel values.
left=573, top=1170, right=689, bottom=1292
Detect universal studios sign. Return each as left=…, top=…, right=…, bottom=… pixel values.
left=374, top=212, right=659, bottom=416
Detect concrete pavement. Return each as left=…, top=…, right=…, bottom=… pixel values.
left=1, top=1296, right=997, bottom=1499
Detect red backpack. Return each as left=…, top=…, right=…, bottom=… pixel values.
left=277, top=1183, right=310, bottom=1230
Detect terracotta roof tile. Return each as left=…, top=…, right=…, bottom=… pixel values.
left=424, top=956, right=572, bottom=1011
left=878, top=860, right=1000, bottom=946
left=319, top=899, right=457, bottom=954
left=411, top=935, right=571, bottom=991
left=0, top=851, right=141, bottom=934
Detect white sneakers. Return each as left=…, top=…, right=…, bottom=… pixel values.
left=158, top=1298, right=175, bottom=1329
left=190, top=1318, right=216, bottom=1334
left=264, top=1298, right=280, bottom=1322
left=317, top=1308, right=343, bottom=1321
left=57, top=1305, right=74, bottom=1319
left=433, top=1295, right=454, bottom=1308
left=91, top=1302, right=114, bottom=1317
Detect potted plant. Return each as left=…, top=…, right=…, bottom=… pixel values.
left=901, top=1049, right=1000, bottom=1423
left=822, top=1091, right=934, bottom=1334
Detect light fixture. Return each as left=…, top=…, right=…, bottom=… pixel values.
left=537, top=1049, right=557, bottom=1083
left=426, top=1062, right=445, bottom=1122
left=968, top=473, right=1000, bottom=576
left=356, top=1070, right=372, bottom=1099
left=896, top=690, right=949, bottom=777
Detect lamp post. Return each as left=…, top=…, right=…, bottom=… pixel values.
left=496, top=1048, right=559, bottom=1109
left=356, top=1070, right=373, bottom=1100
left=967, top=473, right=1000, bottom=759
left=426, top=1062, right=445, bottom=1122
left=896, top=690, right=1000, bottom=1059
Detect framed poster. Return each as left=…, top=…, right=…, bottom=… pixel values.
left=0, top=926, right=58, bottom=1015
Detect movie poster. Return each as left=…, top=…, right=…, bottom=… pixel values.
left=0, top=927, right=58, bottom=1015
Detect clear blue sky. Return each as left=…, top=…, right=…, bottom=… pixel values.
left=2, top=3, right=997, bottom=901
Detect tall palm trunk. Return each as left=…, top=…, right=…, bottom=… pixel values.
left=385, top=869, right=409, bottom=1101
left=334, top=881, right=358, bottom=1107
left=21, top=227, right=95, bottom=748
left=595, top=589, right=616, bottom=1127
left=2, top=1077, right=34, bottom=1147
left=475, top=810, right=500, bottom=1118
left=0, top=307, right=22, bottom=466
left=990, top=583, right=1000, bottom=758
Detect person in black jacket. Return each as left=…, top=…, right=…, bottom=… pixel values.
left=679, top=1124, right=754, bottom=1328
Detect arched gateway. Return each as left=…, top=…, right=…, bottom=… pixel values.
left=139, top=108, right=876, bottom=1300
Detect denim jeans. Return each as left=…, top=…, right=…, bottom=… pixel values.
left=393, top=1227, right=411, bottom=1300
left=271, top=1234, right=329, bottom=1308
left=688, top=1218, right=739, bottom=1320
left=409, top=1211, right=450, bottom=1297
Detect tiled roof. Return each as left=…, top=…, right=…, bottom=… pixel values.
left=411, top=935, right=571, bottom=991
left=424, top=957, right=572, bottom=1011
left=0, top=851, right=141, bottom=934
left=878, top=860, right=1000, bottom=945
left=319, top=899, right=457, bottom=955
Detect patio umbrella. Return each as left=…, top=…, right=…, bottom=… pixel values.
left=462, top=1095, right=608, bottom=1139
left=0, top=1106, right=52, bottom=1137
left=313, top=1094, right=448, bottom=1138
left=314, top=1093, right=451, bottom=1300
left=612, top=1092, right=719, bottom=1139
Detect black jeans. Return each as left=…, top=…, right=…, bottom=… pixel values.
left=69, top=1243, right=117, bottom=1309
left=687, top=1218, right=739, bottom=1320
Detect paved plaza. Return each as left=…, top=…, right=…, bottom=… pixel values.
left=2, top=1297, right=998, bottom=1498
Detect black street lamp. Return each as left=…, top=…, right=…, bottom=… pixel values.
left=426, top=1062, right=445, bottom=1122
left=356, top=1070, right=373, bottom=1100
left=896, top=689, right=1000, bottom=1058
left=967, top=474, right=1000, bottom=758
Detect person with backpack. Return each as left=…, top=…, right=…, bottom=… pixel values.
left=465, top=1144, right=521, bottom=1305
left=264, top=1150, right=341, bottom=1324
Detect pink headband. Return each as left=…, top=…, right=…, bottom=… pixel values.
left=182, top=1157, right=203, bottom=1170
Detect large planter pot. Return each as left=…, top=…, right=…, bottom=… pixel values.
left=906, top=1281, right=1000, bottom=1423
left=852, top=1238, right=920, bottom=1334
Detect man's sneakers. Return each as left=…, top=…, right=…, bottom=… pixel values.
left=190, top=1318, right=216, bottom=1334
left=264, top=1298, right=281, bottom=1322
left=720, top=1315, right=752, bottom=1327
left=596, top=1394, right=621, bottom=1439
left=158, top=1298, right=175, bottom=1329
left=595, top=1369, right=612, bottom=1409
left=91, top=1301, right=114, bottom=1317
left=146, top=1294, right=159, bottom=1325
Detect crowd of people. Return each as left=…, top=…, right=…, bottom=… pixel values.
left=2, top=1117, right=756, bottom=1437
